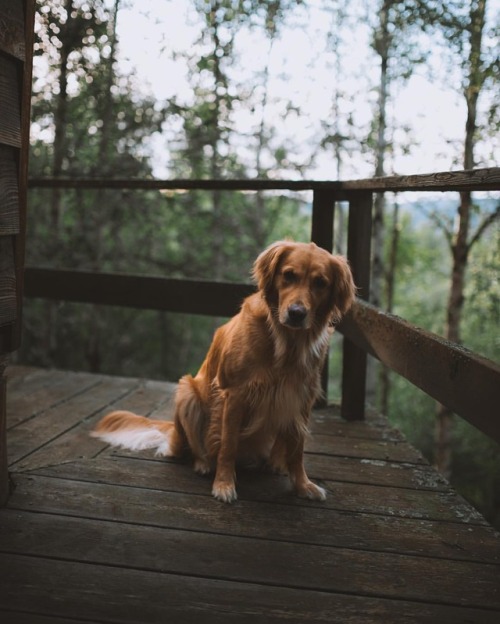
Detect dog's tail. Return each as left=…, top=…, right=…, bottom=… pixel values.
left=91, top=411, right=175, bottom=456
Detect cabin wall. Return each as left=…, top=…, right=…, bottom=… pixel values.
left=0, top=0, right=35, bottom=504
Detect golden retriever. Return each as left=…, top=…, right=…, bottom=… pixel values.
left=92, top=241, right=356, bottom=503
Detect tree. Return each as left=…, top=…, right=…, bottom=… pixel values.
left=434, top=0, right=500, bottom=477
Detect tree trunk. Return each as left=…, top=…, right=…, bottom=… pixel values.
left=367, top=1, right=390, bottom=406
left=434, top=0, right=486, bottom=478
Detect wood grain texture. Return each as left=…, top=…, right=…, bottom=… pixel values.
left=28, top=166, right=500, bottom=192
left=0, top=237, right=16, bottom=327
left=0, top=1, right=26, bottom=60
left=0, top=55, right=21, bottom=148
left=23, top=267, right=255, bottom=316
left=2, top=366, right=499, bottom=623
left=340, top=299, right=500, bottom=443
left=0, top=145, right=20, bottom=235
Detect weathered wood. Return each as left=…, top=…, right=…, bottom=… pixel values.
left=11, top=379, right=175, bottom=471
left=27, top=166, right=500, bottom=192
left=7, top=473, right=500, bottom=565
left=1, top=510, right=499, bottom=609
left=0, top=358, right=8, bottom=505
left=24, top=267, right=255, bottom=316
left=6, top=368, right=101, bottom=429
left=0, top=145, right=20, bottom=235
left=0, top=55, right=21, bottom=148
left=0, top=1, right=26, bottom=60
left=340, top=299, right=500, bottom=444
left=2, top=554, right=498, bottom=624
left=341, top=192, right=372, bottom=421
left=7, top=375, right=143, bottom=467
left=36, top=455, right=488, bottom=525
left=311, top=188, right=336, bottom=404
left=0, top=237, right=16, bottom=327
left=3, top=366, right=499, bottom=622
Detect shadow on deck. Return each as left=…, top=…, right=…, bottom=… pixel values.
left=0, top=365, right=499, bottom=623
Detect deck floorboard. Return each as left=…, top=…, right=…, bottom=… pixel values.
left=1, top=365, right=499, bottom=623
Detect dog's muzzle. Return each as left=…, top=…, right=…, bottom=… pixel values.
left=284, top=303, right=308, bottom=328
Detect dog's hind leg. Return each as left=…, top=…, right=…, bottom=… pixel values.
left=174, top=375, right=212, bottom=474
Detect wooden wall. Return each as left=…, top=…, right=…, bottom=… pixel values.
left=0, top=0, right=35, bottom=504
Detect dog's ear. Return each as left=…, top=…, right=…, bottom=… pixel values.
left=329, top=255, right=357, bottom=323
left=252, top=241, right=292, bottom=302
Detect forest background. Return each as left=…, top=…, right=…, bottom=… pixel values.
left=17, top=0, right=500, bottom=526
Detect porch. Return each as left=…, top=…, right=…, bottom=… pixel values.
left=1, top=364, right=499, bottom=623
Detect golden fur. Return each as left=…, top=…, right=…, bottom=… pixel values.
left=92, top=241, right=356, bottom=503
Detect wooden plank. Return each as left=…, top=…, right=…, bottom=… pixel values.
left=7, top=368, right=102, bottom=429
left=340, top=299, right=500, bottom=443
left=311, top=188, right=336, bottom=403
left=11, top=0, right=36, bottom=354
left=97, top=439, right=448, bottom=491
left=307, top=432, right=426, bottom=464
left=0, top=55, right=21, bottom=148
left=7, top=375, right=141, bottom=468
left=341, top=192, right=373, bottom=421
left=0, top=1, right=26, bottom=60
left=0, top=145, right=20, bottom=235
left=35, top=455, right=488, bottom=525
left=0, top=613, right=87, bottom=624
left=24, top=267, right=255, bottom=317
left=8, top=473, right=499, bottom=564
left=2, top=554, right=498, bottom=624
left=12, top=379, right=176, bottom=471
left=27, top=166, right=500, bottom=192
left=0, top=361, right=8, bottom=505
left=0, top=510, right=499, bottom=609
left=0, top=236, right=16, bottom=327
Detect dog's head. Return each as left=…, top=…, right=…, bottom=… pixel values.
left=253, top=241, right=356, bottom=330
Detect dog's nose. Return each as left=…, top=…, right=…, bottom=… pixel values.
left=287, top=303, right=308, bottom=326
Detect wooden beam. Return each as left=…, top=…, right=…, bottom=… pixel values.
left=24, top=267, right=255, bottom=318
left=311, top=189, right=336, bottom=405
left=341, top=192, right=373, bottom=421
left=28, top=167, right=500, bottom=193
left=339, top=300, right=500, bottom=444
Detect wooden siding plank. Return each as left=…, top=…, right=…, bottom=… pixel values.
left=0, top=55, right=21, bottom=148
left=0, top=237, right=16, bottom=327
left=0, top=1, right=26, bottom=60
left=0, top=145, right=20, bottom=235
left=2, top=554, right=498, bottom=624
left=0, top=510, right=499, bottom=609
left=8, top=473, right=499, bottom=565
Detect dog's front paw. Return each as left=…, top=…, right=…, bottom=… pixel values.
left=212, top=480, right=238, bottom=503
left=296, top=480, right=327, bottom=501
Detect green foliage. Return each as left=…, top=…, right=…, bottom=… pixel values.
left=20, top=0, right=500, bottom=529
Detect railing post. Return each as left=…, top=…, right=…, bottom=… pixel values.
left=311, top=189, right=336, bottom=406
left=341, top=191, right=373, bottom=420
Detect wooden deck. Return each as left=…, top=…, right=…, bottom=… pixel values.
left=0, top=366, right=499, bottom=623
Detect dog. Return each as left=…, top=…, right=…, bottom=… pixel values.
left=91, top=241, right=356, bottom=503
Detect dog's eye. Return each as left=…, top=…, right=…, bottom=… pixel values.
left=313, top=276, right=328, bottom=290
left=282, top=269, right=297, bottom=283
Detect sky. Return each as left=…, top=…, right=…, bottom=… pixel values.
left=32, top=0, right=498, bottom=181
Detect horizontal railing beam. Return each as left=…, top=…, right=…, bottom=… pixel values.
left=28, top=166, right=500, bottom=193
left=24, top=267, right=255, bottom=318
left=338, top=299, right=500, bottom=444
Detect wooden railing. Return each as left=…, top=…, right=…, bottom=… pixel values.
left=26, top=168, right=500, bottom=444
